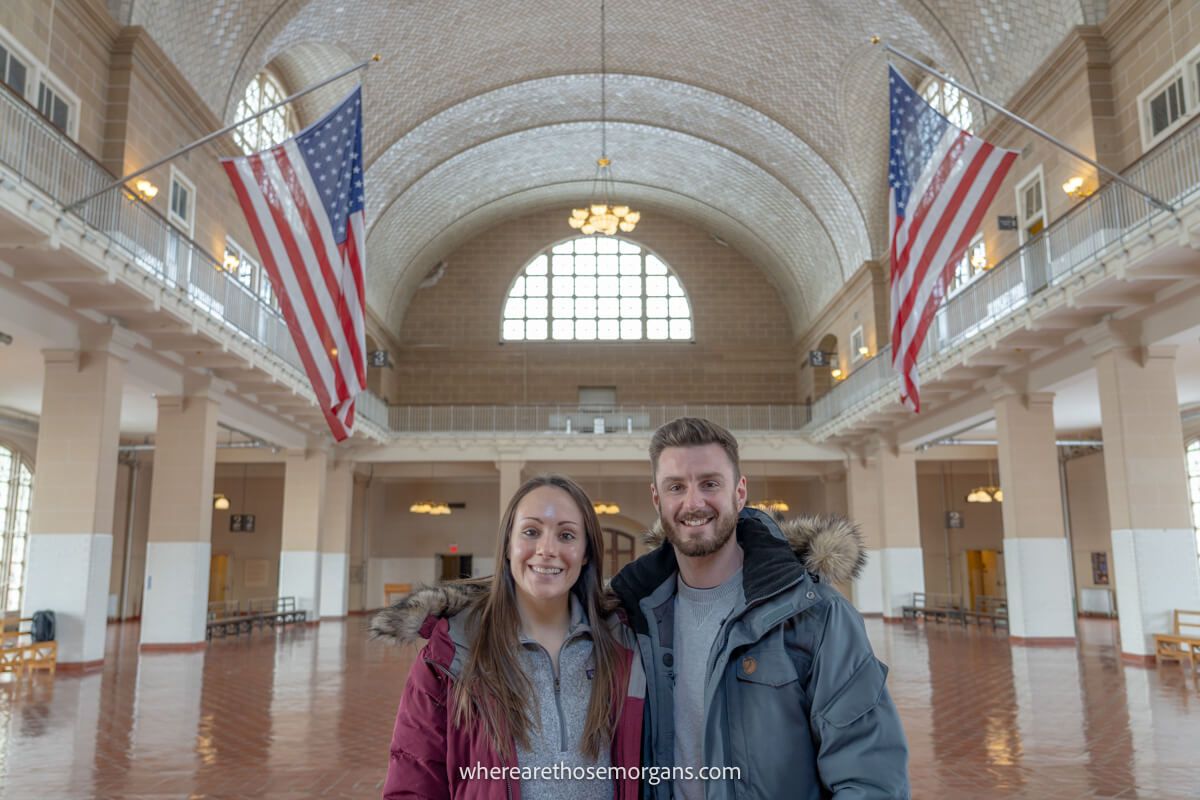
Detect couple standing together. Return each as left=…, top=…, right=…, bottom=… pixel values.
left=373, top=418, right=910, bottom=799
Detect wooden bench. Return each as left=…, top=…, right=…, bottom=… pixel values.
left=962, top=595, right=1009, bottom=630
left=901, top=592, right=965, bottom=624
left=1, top=617, right=57, bottom=676
left=205, top=596, right=308, bottom=640
left=1153, top=609, right=1200, bottom=670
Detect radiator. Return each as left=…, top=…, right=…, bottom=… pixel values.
left=1079, top=587, right=1115, bottom=617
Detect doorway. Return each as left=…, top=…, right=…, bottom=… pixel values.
left=208, top=554, right=230, bottom=604
left=437, top=554, right=473, bottom=581
left=965, top=549, right=1002, bottom=610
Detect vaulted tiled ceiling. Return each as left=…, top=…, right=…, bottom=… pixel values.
left=118, top=0, right=1100, bottom=334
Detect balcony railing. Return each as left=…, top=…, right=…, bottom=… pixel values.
left=809, top=115, right=1200, bottom=429
left=0, top=83, right=307, bottom=374
left=388, top=404, right=812, bottom=435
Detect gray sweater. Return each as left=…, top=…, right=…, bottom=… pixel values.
left=514, top=595, right=611, bottom=800
left=673, top=569, right=743, bottom=800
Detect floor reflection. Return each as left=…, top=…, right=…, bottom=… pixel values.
left=0, top=616, right=1196, bottom=798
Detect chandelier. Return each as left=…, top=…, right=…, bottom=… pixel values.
left=593, top=501, right=621, bottom=515
left=751, top=500, right=790, bottom=514
left=966, top=486, right=1002, bottom=503
left=409, top=501, right=452, bottom=515
left=567, top=0, right=640, bottom=235
left=966, top=460, right=1002, bottom=503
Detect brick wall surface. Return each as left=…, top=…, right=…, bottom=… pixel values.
left=383, top=209, right=798, bottom=406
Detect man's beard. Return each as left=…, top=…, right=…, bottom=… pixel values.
left=660, top=498, right=738, bottom=558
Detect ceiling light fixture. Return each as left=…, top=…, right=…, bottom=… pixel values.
left=409, top=501, right=452, bottom=515
left=593, top=501, right=621, bottom=515
left=966, top=460, right=1003, bottom=503
left=213, top=493, right=230, bottom=510
left=751, top=499, right=790, bottom=514
left=567, top=0, right=640, bottom=236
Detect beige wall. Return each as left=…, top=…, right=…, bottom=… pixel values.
left=795, top=262, right=887, bottom=404
left=209, top=465, right=285, bottom=607
left=384, top=209, right=798, bottom=406
left=1064, top=451, right=1117, bottom=610
left=916, top=464, right=1006, bottom=602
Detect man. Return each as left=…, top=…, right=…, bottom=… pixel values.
left=610, top=418, right=909, bottom=799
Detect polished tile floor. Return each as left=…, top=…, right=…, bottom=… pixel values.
left=1, top=617, right=1198, bottom=799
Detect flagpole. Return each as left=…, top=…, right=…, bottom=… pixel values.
left=870, top=37, right=1175, bottom=213
left=63, top=54, right=382, bottom=213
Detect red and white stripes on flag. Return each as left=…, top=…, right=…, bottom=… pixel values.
left=887, top=67, right=1017, bottom=412
left=222, top=88, right=367, bottom=441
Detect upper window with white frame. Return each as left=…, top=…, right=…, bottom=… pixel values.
left=233, top=72, right=295, bottom=155
left=850, top=326, right=867, bottom=363
left=1015, top=167, right=1047, bottom=240
left=224, top=236, right=277, bottom=309
left=168, top=167, right=195, bottom=236
left=502, top=236, right=693, bottom=342
left=1138, top=42, right=1200, bottom=151
left=0, top=26, right=78, bottom=138
left=948, top=235, right=988, bottom=296
left=919, top=76, right=974, bottom=132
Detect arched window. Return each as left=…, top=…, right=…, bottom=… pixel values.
left=501, top=236, right=693, bottom=342
left=920, top=77, right=974, bottom=132
left=233, top=72, right=294, bottom=155
left=1188, top=439, right=1200, bottom=562
left=0, top=443, right=34, bottom=613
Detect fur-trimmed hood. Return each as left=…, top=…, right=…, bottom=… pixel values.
left=643, top=513, right=866, bottom=586
left=369, top=579, right=488, bottom=646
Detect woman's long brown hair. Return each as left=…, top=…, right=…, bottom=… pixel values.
left=451, top=474, right=625, bottom=761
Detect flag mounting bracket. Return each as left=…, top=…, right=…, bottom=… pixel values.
left=870, top=37, right=1174, bottom=214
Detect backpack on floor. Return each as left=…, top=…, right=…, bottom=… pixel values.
left=31, top=610, right=55, bottom=642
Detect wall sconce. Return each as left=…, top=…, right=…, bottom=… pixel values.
left=223, top=252, right=240, bottom=272
left=1061, top=176, right=1091, bottom=199
left=213, top=493, right=230, bottom=510
left=830, top=367, right=844, bottom=379
left=857, top=345, right=870, bottom=358
left=970, top=250, right=988, bottom=270
left=134, top=178, right=158, bottom=201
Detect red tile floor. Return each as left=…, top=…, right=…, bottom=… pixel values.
left=1, top=617, right=1198, bottom=799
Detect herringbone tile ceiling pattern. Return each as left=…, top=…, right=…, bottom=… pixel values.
left=119, top=0, right=1099, bottom=332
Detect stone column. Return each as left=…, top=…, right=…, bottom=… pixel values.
left=319, top=461, right=355, bottom=618
left=877, top=441, right=926, bottom=619
left=140, top=384, right=220, bottom=649
left=993, top=390, right=1077, bottom=642
left=22, top=346, right=124, bottom=666
left=846, top=452, right=884, bottom=615
left=496, top=459, right=525, bottom=520
left=1094, top=343, right=1200, bottom=659
left=279, top=448, right=328, bottom=618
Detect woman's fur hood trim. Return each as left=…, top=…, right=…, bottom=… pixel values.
left=369, top=579, right=488, bottom=646
left=644, top=513, right=867, bottom=585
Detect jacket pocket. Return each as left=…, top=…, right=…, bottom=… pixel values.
left=734, top=647, right=798, bottom=688
left=819, top=656, right=888, bottom=728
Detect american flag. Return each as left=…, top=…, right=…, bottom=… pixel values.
left=888, top=66, right=1017, bottom=411
left=222, top=88, right=367, bottom=441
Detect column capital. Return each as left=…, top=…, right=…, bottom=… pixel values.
left=494, top=457, right=526, bottom=473
left=1081, top=319, right=1142, bottom=358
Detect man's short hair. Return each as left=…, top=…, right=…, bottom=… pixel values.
left=649, top=417, right=741, bottom=478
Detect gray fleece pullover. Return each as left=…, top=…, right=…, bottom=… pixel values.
left=514, top=594, right=611, bottom=800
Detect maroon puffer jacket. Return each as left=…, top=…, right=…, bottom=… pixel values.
left=378, top=602, right=645, bottom=800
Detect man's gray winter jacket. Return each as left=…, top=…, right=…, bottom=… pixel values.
left=609, top=508, right=910, bottom=800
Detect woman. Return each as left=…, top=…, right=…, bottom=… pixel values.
left=372, top=475, right=644, bottom=800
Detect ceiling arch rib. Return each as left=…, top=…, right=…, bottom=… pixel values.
left=363, top=74, right=872, bottom=278
left=367, top=123, right=840, bottom=334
